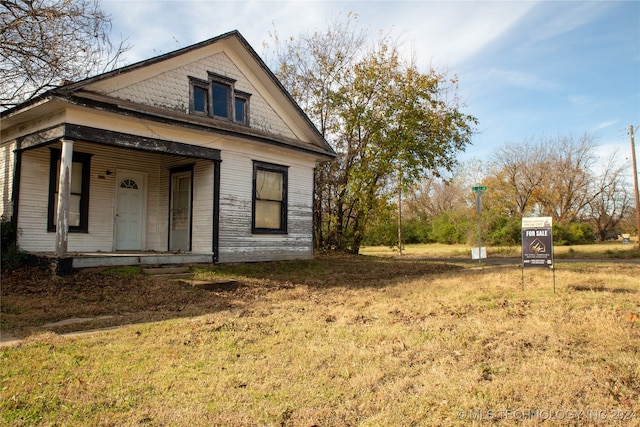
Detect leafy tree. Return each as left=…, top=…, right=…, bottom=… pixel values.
left=270, top=15, right=476, bottom=253
left=1, top=0, right=129, bottom=107
left=402, top=161, right=480, bottom=245
left=268, top=16, right=366, bottom=251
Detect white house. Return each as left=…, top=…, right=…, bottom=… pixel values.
left=0, top=30, right=335, bottom=271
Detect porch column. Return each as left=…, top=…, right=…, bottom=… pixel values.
left=55, top=138, right=74, bottom=256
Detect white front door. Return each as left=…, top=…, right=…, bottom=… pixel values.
left=115, top=171, right=145, bottom=251
left=170, top=171, right=192, bottom=251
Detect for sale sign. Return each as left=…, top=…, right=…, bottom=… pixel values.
left=522, top=217, right=553, bottom=268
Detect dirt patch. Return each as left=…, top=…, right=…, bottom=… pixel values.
left=0, top=266, right=241, bottom=337
left=1, top=256, right=463, bottom=338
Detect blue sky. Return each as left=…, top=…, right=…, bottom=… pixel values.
left=101, top=0, right=640, bottom=165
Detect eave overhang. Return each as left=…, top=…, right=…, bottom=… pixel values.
left=64, top=90, right=335, bottom=160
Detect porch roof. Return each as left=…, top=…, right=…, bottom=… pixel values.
left=15, top=122, right=221, bottom=161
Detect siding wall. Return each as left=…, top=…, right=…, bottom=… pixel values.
left=191, top=160, right=214, bottom=254
left=217, top=142, right=315, bottom=263
left=106, top=51, right=298, bottom=141
left=12, top=136, right=316, bottom=261
left=14, top=148, right=50, bottom=251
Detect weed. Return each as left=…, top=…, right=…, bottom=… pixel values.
left=102, top=266, right=142, bottom=277
left=1, top=215, right=27, bottom=271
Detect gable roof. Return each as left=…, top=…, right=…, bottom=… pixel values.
left=2, top=30, right=335, bottom=159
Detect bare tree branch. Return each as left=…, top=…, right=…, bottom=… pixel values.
left=1, top=0, right=130, bottom=108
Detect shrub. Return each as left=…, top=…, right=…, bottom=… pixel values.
left=486, top=216, right=521, bottom=246
left=429, top=211, right=471, bottom=244
left=1, top=215, right=27, bottom=270
left=402, top=215, right=431, bottom=244
left=553, top=222, right=596, bottom=246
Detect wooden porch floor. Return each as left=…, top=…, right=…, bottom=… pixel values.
left=68, top=252, right=214, bottom=269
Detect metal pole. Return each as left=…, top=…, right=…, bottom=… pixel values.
left=477, top=191, right=482, bottom=264
left=630, top=125, right=640, bottom=250
left=398, top=183, right=403, bottom=256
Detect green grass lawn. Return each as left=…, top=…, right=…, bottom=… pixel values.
left=1, top=254, right=639, bottom=426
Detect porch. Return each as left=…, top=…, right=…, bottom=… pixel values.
left=38, top=251, right=215, bottom=271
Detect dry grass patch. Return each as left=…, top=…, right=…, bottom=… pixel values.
left=361, top=241, right=640, bottom=260
left=1, top=256, right=639, bottom=425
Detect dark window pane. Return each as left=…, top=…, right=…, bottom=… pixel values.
left=193, top=86, right=207, bottom=112
left=212, top=82, right=229, bottom=118
left=235, top=98, right=245, bottom=123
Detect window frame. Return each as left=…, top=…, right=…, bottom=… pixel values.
left=47, top=148, right=92, bottom=233
left=252, top=161, right=288, bottom=234
left=189, top=73, right=250, bottom=125
left=234, top=90, right=251, bottom=126
left=208, top=73, right=235, bottom=120
left=189, top=77, right=209, bottom=116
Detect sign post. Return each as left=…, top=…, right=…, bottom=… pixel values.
left=521, top=216, right=555, bottom=292
left=472, top=186, right=487, bottom=263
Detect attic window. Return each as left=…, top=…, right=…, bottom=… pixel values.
left=189, top=73, right=251, bottom=125
left=234, top=90, right=250, bottom=125
left=212, top=81, right=230, bottom=118
left=193, top=86, right=208, bottom=114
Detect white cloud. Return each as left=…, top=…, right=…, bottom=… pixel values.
left=527, top=1, right=613, bottom=42
left=103, top=1, right=540, bottom=69
left=328, top=1, right=539, bottom=69
left=592, top=120, right=619, bottom=132
left=477, top=68, right=559, bottom=91
left=569, top=95, right=591, bottom=107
